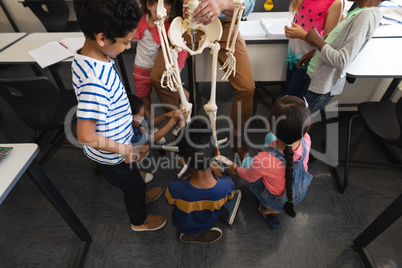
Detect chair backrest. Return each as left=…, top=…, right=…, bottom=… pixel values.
left=23, top=0, right=78, bottom=32
left=0, top=77, right=62, bottom=131
left=253, top=0, right=291, bottom=12
left=394, top=96, right=402, bottom=147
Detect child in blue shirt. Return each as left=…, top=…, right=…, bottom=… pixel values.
left=165, top=119, right=241, bottom=244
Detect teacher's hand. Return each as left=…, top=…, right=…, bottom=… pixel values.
left=190, top=0, right=234, bottom=25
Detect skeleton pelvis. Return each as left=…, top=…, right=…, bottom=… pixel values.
left=168, top=16, right=223, bottom=55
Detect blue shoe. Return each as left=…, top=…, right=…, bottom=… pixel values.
left=241, top=156, right=254, bottom=169
left=259, top=204, right=279, bottom=229
left=265, top=214, right=280, bottom=229
left=264, top=132, right=277, bottom=146
left=220, top=189, right=242, bottom=225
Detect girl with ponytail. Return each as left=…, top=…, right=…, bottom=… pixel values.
left=230, top=96, right=312, bottom=228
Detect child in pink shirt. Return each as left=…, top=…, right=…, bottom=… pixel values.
left=230, top=96, right=313, bottom=228
left=134, top=0, right=187, bottom=120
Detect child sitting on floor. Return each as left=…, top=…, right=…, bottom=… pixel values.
left=130, top=94, right=189, bottom=160
left=165, top=119, right=242, bottom=244
left=229, top=96, right=313, bottom=228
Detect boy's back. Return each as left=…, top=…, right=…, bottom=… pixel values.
left=165, top=175, right=235, bottom=235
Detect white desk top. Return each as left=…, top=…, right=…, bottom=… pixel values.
left=245, top=11, right=402, bottom=40
left=0, top=33, right=27, bottom=52
left=346, top=38, right=402, bottom=78
left=0, top=32, right=84, bottom=64
left=0, top=143, right=39, bottom=205
left=373, top=24, right=402, bottom=38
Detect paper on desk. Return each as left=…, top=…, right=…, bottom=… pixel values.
left=59, top=36, right=85, bottom=53
left=28, top=37, right=84, bottom=69
left=260, top=17, right=292, bottom=39
left=239, top=20, right=267, bottom=38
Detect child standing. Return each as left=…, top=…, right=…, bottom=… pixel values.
left=73, top=0, right=166, bottom=232
left=230, top=96, right=313, bottom=228
left=284, top=0, right=344, bottom=98
left=165, top=119, right=242, bottom=244
left=302, top=0, right=384, bottom=114
left=134, top=0, right=188, bottom=128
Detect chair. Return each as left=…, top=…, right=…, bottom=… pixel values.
left=0, top=77, right=77, bottom=164
left=336, top=96, right=402, bottom=192
left=22, top=0, right=79, bottom=32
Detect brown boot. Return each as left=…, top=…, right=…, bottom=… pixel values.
left=145, top=187, right=162, bottom=205
left=131, top=215, right=167, bottom=232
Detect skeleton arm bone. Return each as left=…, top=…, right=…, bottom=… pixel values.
left=221, top=0, right=244, bottom=80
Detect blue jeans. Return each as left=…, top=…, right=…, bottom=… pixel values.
left=285, top=63, right=308, bottom=99
left=303, top=77, right=333, bottom=115
left=101, top=161, right=147, bottom=225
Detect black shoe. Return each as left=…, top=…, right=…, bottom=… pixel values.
left=180, top=227, right=222, bottom=244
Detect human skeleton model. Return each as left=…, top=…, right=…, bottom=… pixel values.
left=155, top=0, right=245, bottom=176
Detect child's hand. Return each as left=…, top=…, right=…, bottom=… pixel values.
left=285, top=22, right=306, bottom=39
left=165, top=110, right=175, bottom=118
left=137, top=144, right=150, bottom=163
left=305, top=27, right=326, bottom=50
left=228, top=163, right=239, bottom=175
left=296, top=50, right=315, bottom=69
left=172, top=108, right=190, bottom=122
left=123, top=145, right=140, bottom=163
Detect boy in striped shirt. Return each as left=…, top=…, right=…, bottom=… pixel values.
left=72, top=0, right=166, bottom=231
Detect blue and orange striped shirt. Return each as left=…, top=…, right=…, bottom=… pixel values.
left=71, top=53, right=133, bottom=165
left=165, top=175, right=235, bottom=235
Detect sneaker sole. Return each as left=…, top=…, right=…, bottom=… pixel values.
left=180, top=227, right=222, bottom=244
left=131, top=218, right=167, bottom=232
left=228, top=190, right=242, bottom=225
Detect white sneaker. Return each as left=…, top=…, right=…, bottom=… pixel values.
left=172, top=126, right=181, bottom=136
left=140, top=171, right=154, bottom=183
left=150, top=128, right=166, bottom=145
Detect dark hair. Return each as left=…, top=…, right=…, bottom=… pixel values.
left=74, top=0, right=142, bottom=42
left=178, top=118, right=216, bottom=171
left=128, top=94, right=145, bottom=115
left=269, top=96, right=311, bottom=218
left=139, top=0, right=173, bottom=14
left=139, top=0, right=182, bottom=18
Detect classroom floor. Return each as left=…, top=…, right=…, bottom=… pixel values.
left=0, top=51, right=401, bottom=268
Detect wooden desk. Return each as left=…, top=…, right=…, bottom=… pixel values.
left=0, top=143, right=91, bottom=267
left=0, top=32, right=26, bottom=53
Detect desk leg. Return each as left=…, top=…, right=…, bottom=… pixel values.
left=380, top=78, right=402, bottom=102
left=49, top=65, right=66, bottom=89
left=353, top=194, right=402, bottom=268
left=27, top=160, right=91, bottom=268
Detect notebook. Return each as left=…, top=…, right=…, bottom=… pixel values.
left=28, top=36, right=85, bottom=69
left=0, top=147, right=13, bottom=161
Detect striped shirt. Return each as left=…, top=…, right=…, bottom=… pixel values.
left=71, top=53, right=133, bottom=165
left=165, top=176, right=235, bottom=235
